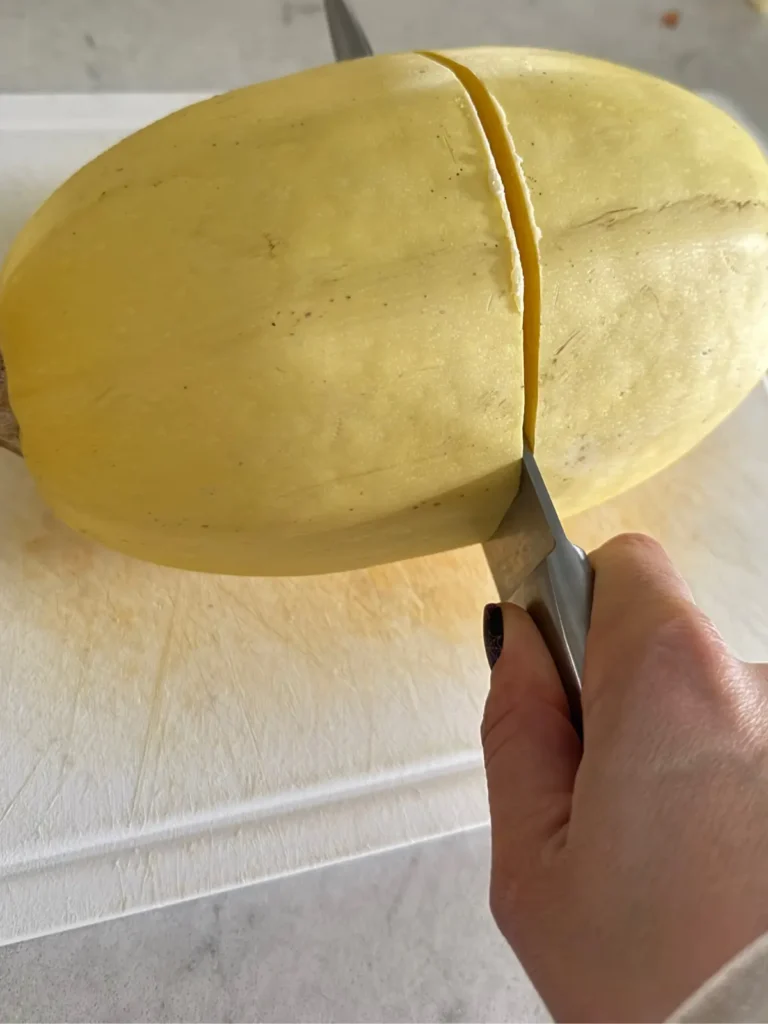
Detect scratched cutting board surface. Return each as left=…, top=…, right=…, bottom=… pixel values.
left=0, top=93, right=767, bottom=944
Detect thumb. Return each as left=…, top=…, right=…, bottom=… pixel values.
left=482, top=603, right=581, bottom=875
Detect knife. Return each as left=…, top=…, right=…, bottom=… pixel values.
left=485, top=446, right=591, bottom=735
left=324, top=0, right=373, bottom=59
left=322, top=0, right=593, bottom=735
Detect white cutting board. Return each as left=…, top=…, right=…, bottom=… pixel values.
left=0, top=94, right=767, bottom=945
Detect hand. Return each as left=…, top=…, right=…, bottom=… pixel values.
left=482, top=533, right=768, bottom=1023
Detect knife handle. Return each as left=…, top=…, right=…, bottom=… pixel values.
left=511, top=540, right=593, bottom=739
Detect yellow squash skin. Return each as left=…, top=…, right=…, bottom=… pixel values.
left=0, top=54, right=525, bottom=575
left=2, top=48, right=768, bottom=576
left=447, top=48, right=768, bottom=516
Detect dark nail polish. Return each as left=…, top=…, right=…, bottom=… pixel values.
left=483, top=603, right=504, bottom=669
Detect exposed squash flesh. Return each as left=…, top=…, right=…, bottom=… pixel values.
left=423, top=50, right=542, bottom=448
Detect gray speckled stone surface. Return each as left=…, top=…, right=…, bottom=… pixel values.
left=0, top=831, right=548, bottom=1024
left=0, top=1, right=766, bottom=1020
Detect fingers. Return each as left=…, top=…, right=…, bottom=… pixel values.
left=482, top=603, right=582, bottom=872
left=586, top=533, right=699, bottom=702
left=581, top=534, right=751, bottom=756
left=590, top=532, right=694, bottom=632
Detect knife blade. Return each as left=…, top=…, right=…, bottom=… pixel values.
left=485, top=446, right=591, bottom=735
left=322, top=0, right=592, bottom=734
left=323, top=0, right=373, bottom=60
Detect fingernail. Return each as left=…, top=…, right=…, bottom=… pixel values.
left=483, top=603, right=504, bottom=669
